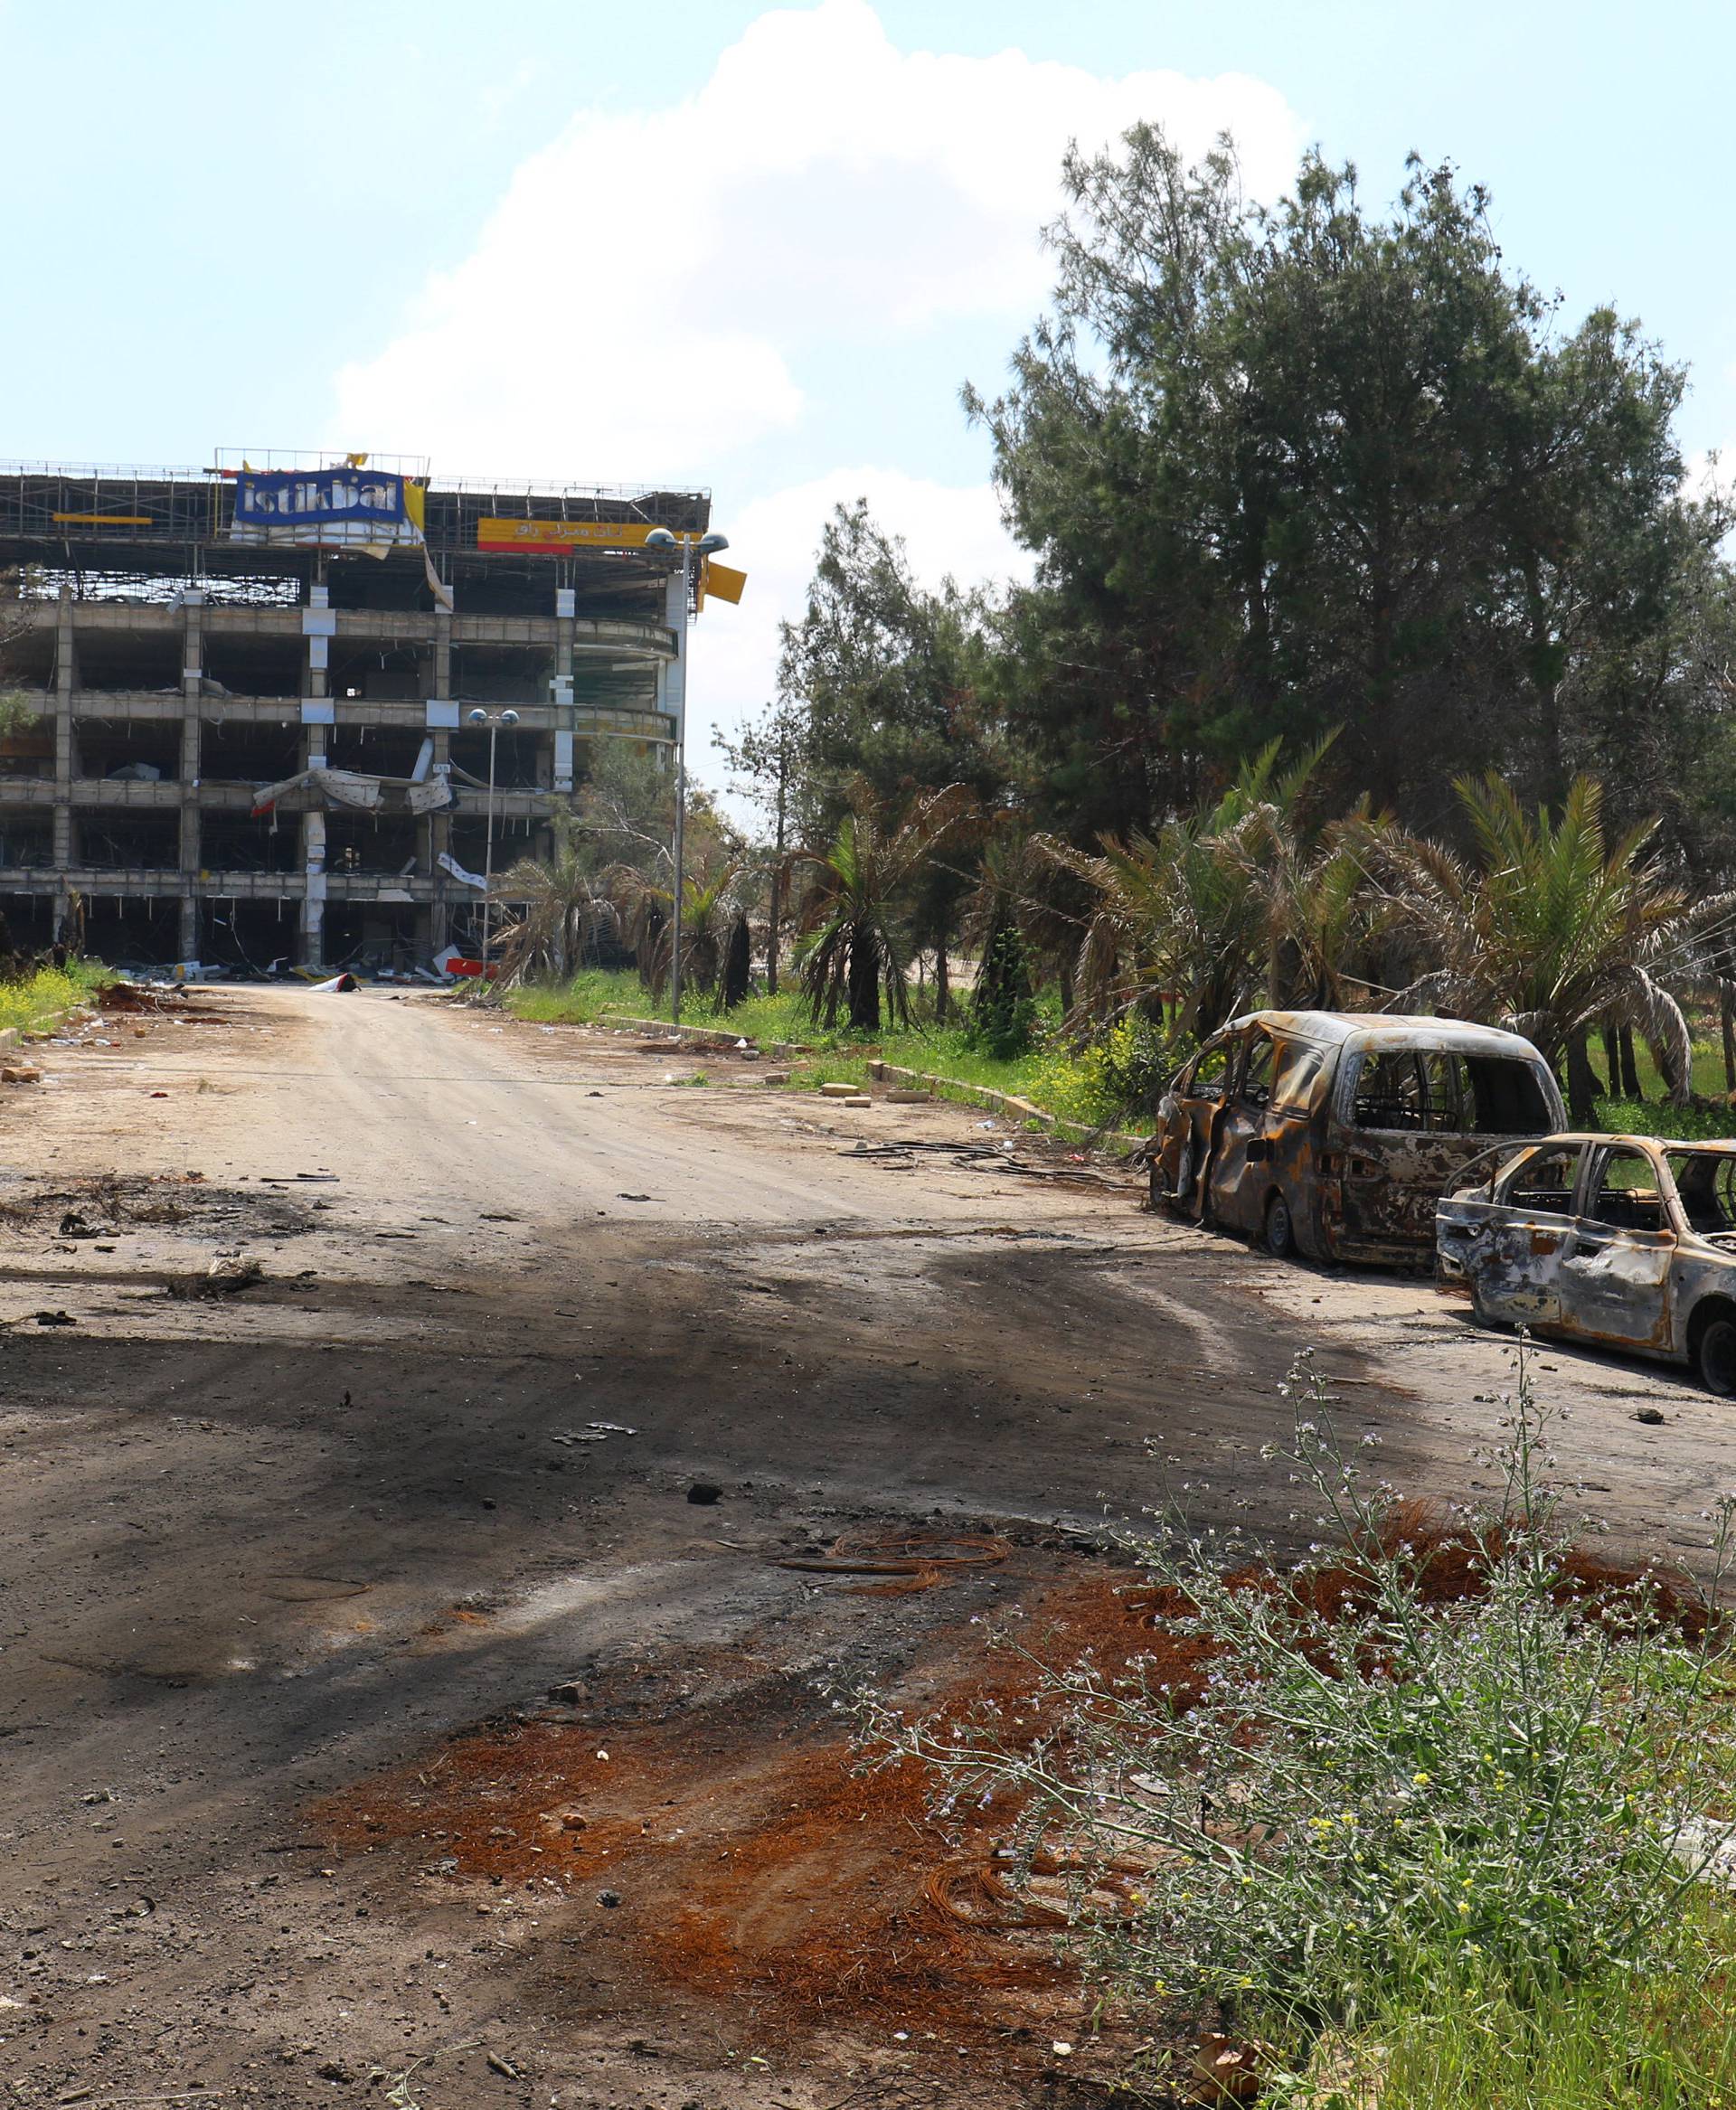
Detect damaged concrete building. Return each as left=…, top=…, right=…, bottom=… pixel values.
left=0, top=458, right=721, bottom=968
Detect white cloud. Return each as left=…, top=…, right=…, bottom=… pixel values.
left=329, top=3, right=1303, bottom=815
left=692, top=466, right=1033, bottom=795
left=332, top=0, right=1302, bottom=482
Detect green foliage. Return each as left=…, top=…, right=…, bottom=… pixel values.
left=869, top=1348, right=1736, bottom=2034
left=0, top=692, right=41, bottom=739
left=1594, top=1095, right=1736, bottom=1142
left=493, top=813, right=620, bottom=987
left=970, top=131, right=1718, bottom=838
left=1379, top=774, right=1736, bottom=1112
left=1025, top=1013, right=1185, bottom=1130
left=795, top=781, right=976, bottom=1032
left=777, top=501, right=1008, bottom=838
left=1046, top=734, right=1366, bottom=1039
left=1264, top=1922, right=1736, bottom=2109
left=0, top=961, right=105, bottom=1035
left=963, top=926, right=1038, bottom=1060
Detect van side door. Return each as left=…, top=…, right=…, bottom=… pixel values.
left=1158, top=1031, right=1240, bottom=1216
left=1203, top=1027, right=1277, bottom=1235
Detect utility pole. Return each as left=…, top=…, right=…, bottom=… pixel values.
left=644, top=525, right=730, bottom=1022
left=467, top=707, right=518, bottom=970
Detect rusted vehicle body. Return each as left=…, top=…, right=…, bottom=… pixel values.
left=1437, top=1134, right=1736, bottom=1394
left=1147, top=1011, right=1565, bottom=1266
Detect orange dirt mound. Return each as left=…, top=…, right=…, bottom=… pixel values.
left=312, top=1531, right=1707, bottom=2064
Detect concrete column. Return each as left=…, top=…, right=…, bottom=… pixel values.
left=178, top=591, right=204, bottom=960
left=52, top=589, right=74, bottom=870
left=552, top=587, right=576, bottom=797
left=657, top=570, right=685, bottom=736
left=433, top=610, right=452, bottom=703
left=429, top=610, right=454, bottom=954
left=299, top=587, right=332, bottom=966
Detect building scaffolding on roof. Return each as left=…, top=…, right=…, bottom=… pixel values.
left=0, top=454, right=713, bottom=971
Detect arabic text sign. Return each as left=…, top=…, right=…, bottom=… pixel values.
left=476, top=517, right=706, bottom=555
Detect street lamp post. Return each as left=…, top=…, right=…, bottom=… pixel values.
left=467, top=706, right=519, bottom=972
left=644, top=526, right=728, bottom=1022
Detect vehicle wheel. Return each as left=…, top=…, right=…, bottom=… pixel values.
left=1264, top=1192, right=1297, bottom=1260
left=1695, top=1310, right=1736, bottom=1397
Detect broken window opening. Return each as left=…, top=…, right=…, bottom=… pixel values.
left=1463, top=1056, right=1554, bottom=1135
left=1668, top=1154, right=1736, bottom=1239
left=1188, top=1038, right=1235, bottom=1102
left=1584, top=1147, right=1666, bottom=1235
left=1499, top=1144, right=1583, bottom=1216
left=1241, top=1031, right=1275, bottom=1108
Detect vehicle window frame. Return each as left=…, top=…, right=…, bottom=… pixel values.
left=1239, top=1029, right=1276, bottom=1110
left=1581, top=1144, right=1672, bottom=1239
left=1185, top=1031, right=1241, bottom=1104
left=1348, top=1047, right=1431, bottom=1134
left=1270, top=1036, right=1331, bottom=1116
left=1494, top=1141, right=1586, bottom=1216
left=1665, top=1151, right=1736, bottom=1239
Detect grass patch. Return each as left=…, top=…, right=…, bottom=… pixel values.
left=502, top=970, right=1146, bottom=1132
left=0, top=959, right=107, bottom=1037
left=1276, top=1916, right=1736, bottom=2107
left=873, top=1351, right=1736, bottom=2106
left=1594, top=1094, right=1736, bottom=1142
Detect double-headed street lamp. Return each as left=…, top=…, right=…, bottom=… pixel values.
left=645, top=525, right=729, bottom=1022
left=467, top=706, right=519, bottom=969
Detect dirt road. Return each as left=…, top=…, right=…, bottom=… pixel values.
left=1, top=988, right=1726, bottom=2107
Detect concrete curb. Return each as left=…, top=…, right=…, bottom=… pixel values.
left=594, top=1011, right=819, bottom=1061
left=585, top=1009, right=1144, bottom=1156
left=597, top=1012, right=759, bottom=1050
left=865, top=1059, right=1144, bottom=1155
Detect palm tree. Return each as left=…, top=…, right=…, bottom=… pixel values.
left=1376, top=774, right=1736, bottom=1118
left=612, top=859, right=743, bottom=1003
left=1044, top=735, right=1351, bottom=1038
left=795, top=782, right=976, bottom=1032
left=961, top=824, right=1085, bottom=1013
left=493, top=816, right=619, bottom=989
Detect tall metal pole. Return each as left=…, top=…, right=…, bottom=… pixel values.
left=482, top=718, right=498, bottom=971
left=669, top=538, right=692, bottom=1023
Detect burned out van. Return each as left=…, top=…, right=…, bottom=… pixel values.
left=1146, top=1011, right=1566, bottom=1266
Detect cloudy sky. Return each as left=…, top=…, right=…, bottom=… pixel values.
left=4, top=0, right=1735, bottom=792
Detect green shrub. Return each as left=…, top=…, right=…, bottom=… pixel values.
left=1026, top=1013, right=1189, bottom=1130
left=0, top=961, right=105, bottom=1036
left=1596, top=1094, right=1736, bottom=1142
left=867, top=1345, right=1736, bottom=2033
left=963, top=928, right=1039, bottom=1061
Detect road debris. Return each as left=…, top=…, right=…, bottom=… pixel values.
left=775, top=1530, right=1011, bottom=1578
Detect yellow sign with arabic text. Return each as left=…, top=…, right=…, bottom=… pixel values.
left=476, top=518, right=712, bottom=556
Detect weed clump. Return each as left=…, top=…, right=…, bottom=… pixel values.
left=865, top=1345, right=1736, bottom=2040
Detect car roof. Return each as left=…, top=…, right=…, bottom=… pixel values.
left=1221, top=1009, right=1550, bottom=1060
left=1513, top=1133, right=1736, bottom=1155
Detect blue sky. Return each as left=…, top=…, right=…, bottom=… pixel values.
left=3, top=0, right=1731, bottom=783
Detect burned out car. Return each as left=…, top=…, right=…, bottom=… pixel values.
left=1437, top=1134, right=1736, bottom=1394
left=1147, top=1011, right=1565, bottom=1266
